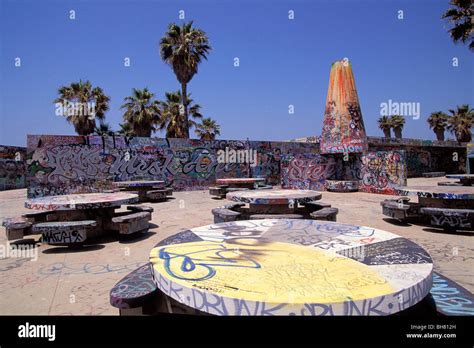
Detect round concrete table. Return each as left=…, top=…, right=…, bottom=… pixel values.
left=227, top=189, right=322, bottom=214
left=216, top=178, right=265, bottom=185
left=24, top=192, right=140, bottom=243
left=25, top=192, right=139, bottom=210
left=227, top=189, right=321, bottom=205
left=113, top=180, right=165, bottom=201
left=150, top=219, right=433, bottom=316
left=114, top=180, right=165, bottom=188
left=395, top=185, right=474, bottom=209
left=445, top=174, right=474, bottom=186
left=216, top=178, right=266, bottom=189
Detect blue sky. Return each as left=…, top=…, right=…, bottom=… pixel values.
left=1, top=0, right=472, bottom=146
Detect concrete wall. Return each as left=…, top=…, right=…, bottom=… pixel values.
left=292, top=136, right=467, bottom=177
left=26, top=135, right=315, bottom=198
left=367, top=137, right=466, bottom=177
left=281, top=150, right=407, bottom=195
left=281, top=153, right=335, bottom=190
left=467, top=143, right=474, bottom=174
left=359, top=151, right=407, bottom=194
left=0, top=145, right=27, bottom=191
left=23, top=134, right=468, bottom=197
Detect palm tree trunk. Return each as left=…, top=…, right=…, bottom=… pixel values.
left=181, top=82, right=189, bottom=138
left=394, top=127, right=402, bottom=139
left=383, top=129, right=391, bottom=138
left=434, top=128, right=445, bottom=141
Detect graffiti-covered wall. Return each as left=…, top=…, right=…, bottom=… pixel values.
left=294, top=136, right=467, bottom=177
left=367, top=137, right=466, bottom=177
left=26, top=135, right=317, bottom=198
left=467, top=143, right=474, bottom=174
left=25, top=134, right=468, bottom=198
left=0, top=145, right=27, bottom=191
left=359, top=151, right=407, bottom=195
left=281, top=150, right=406, bottom=195
left=281, top=154, right=336, bottom=190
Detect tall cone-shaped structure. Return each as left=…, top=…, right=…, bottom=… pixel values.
left=320, top=59, right=368, bottom=154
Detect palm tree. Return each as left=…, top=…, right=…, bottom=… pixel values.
left=118, top=122, right=134, bottom=137
left=195, top=118, right=221, bottom=140
left=120, top=88, right=161, bottom=137
left=442, top=0, right=473, bottom=51
left=158, top=91, right=203, bottom=138
left=447, top=104, right=474, bottom=142
left=54, top=80, right=110, bottom=135
left=427, top=111, right=449, bottom=141
left=160, top=21, right=211, bottom=138
left=94, top=122, right=114, bottom=136
left=378, top=116, right=392, bottom=138
left=390, top=115, right=406, bottom=139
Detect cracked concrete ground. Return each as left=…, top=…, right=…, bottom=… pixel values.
left=0, top=177, right=472, bottom=315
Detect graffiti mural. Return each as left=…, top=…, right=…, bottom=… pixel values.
left=281, top=154, right=336, bottom=190
left=24, top=134, right=466, bottom=197
left=360, top=151, right=407, bottom=194
left=0, top=145, right=27, bottom=191
left=366, top=137, right=466, bottom=177
left=333, top=155, right=363, bottom=181
left=26, top=135, right=315, bottom=198
left=320, top=59, right=368, bottom=154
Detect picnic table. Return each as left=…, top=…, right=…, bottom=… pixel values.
left=395, top=185, right=474, bottom=209
left=20, top=192, right=147, bottom=244
left=382, top=185, right=474, bottom=230
left=149, top=219, right=433, bottom=316
left=445, top=174, right=474, bottom=186
left=210, top=178, right=269, bottom=199
left=216, top=177, right=266, bottom=189
left=113, top=180, right=166, bottom=202
left=226, top=189, right=322, bottom=213
left=25, top=192, right=138, bottom=212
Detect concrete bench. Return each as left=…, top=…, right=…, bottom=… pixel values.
left=325, top=180, right=359, bottom=193
left=127, top=205, right=154, bottom=213
left=420, top=207, right=474, bottom=230
left=430, top=271, right=474, bottom=316
left=249, top=214, right=304, bottom=220
left=381, top=199, right=420, bottom=221
left=310, top=207, right=338, bottom=221
left=212, top=208, right=242, bottom=223
left=109, top=263, right=161, bottom=315
left=226, top=187, right=250, bottom=192
left=21, top=211, right=58, bottom=223
left=33, top=220, right=95, bottom=245
left=223, top=202, right=245, bottom=210
left=164, top=187, right=173, bottom=196
left=2, top=217, right=32, bottom=240
left=209, top=187, right=227, bottom=199
left=256, top=185, right=273, bottom=190
left=422, top=172, right=446, bottom=178
left=111, top=212, right=151, bottom=235
left=396, top=196, right=410, bottom=203
left=146, top=189, right=168, bottom=201
left=302, top=201, right=332, bottom=211
left=438, top=181, right=463, bottom=187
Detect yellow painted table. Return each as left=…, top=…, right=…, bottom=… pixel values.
left=150, top=219, right=433, bottom=316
